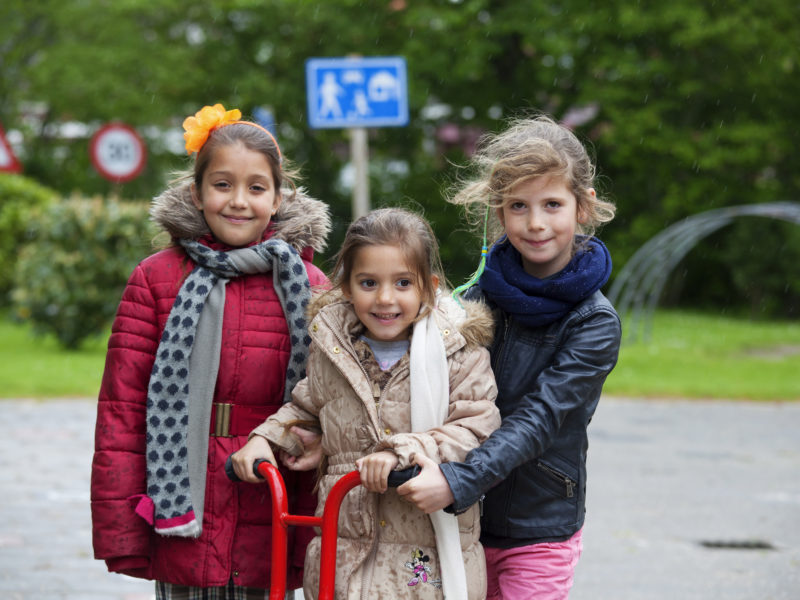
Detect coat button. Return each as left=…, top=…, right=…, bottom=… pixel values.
left=443, top=329, right=450, bottom=336
left=380, top=520, right=386, bottom=527
left=312, top=323, right=318, bottom=332
left=233, top=570, right=239, bottom=577
left=332, top=346, right=340, bottom=353
left=384, top=427, right=392, bottom=435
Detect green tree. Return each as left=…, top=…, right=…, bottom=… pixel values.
left=2, top=0, right=798, bottom=315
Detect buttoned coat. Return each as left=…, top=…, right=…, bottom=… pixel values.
left=252, top=292, right=501, bottom=600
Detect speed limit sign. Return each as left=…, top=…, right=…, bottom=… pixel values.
left=89, top=123, right=147, bottom=182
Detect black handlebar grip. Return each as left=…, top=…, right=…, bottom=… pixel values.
left=224, top=455, right=272, bottom=481
left=224, top=455, right=240, bottom=481
left=387, top=465, right=421, bottom=487
left=226, top=455, right=421, bottom=487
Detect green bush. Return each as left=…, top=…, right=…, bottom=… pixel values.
left=11, top=196, right=156, bottom=349
left=0, top=173, right=58, bottom=300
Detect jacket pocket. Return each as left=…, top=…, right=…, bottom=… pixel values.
left=535, top=460, right=576, bottom=500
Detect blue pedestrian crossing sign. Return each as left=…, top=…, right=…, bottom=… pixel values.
left=306, top=56, right=409, bottom=129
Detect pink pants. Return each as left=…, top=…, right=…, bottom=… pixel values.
left=484, top=528, right=583, bottom=600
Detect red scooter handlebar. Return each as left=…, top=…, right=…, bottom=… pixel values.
left=224, top=455, right=419, bottom=599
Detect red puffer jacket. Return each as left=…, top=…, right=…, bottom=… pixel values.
left=91, top=185, right=331, bottom=589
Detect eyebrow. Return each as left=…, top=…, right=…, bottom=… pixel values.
left=353, top=271, right=416, bottom=279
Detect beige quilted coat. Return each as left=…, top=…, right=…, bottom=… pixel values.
left=252, top=291, right=500, bottom=599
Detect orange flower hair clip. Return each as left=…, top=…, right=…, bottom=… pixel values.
left=182, top=103, right=282, bottom=161
left=183, top=104, right=241, bottom=154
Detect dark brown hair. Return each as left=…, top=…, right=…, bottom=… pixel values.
left=329, top=207, right=445, bottom=316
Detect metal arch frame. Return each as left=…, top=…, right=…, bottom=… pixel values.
left=607, top=202, right=800, bottom=342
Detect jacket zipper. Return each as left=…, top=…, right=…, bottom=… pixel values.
left=536, top=461, right=576, bottom=498
left=493, top=314, right=512, bottom=373
left=319, top=313, right=401, bottom=600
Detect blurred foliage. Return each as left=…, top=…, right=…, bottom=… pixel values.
left=0, top=173, right=57, bottom=300
left=11, top=197, right=154, bottom=348
left=1, top=0, right=799, bottom=317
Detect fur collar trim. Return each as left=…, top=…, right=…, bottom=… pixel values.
left=308, top=289, right=495, bottom=350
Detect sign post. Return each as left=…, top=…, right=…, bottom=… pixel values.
left=306, top=56, right=408, bottom=219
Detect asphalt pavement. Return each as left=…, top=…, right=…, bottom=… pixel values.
left=1, top=397, right=798, bottom=600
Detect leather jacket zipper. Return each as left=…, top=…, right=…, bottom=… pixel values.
left=493, top=314, right=512, bottom=373
left=536, top=461, right=576, bottom=498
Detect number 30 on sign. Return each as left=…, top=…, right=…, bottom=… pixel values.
left=89, top=123, right=147, bottom=183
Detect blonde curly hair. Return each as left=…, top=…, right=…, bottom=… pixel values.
left=448, top=115, right=616, bottom=246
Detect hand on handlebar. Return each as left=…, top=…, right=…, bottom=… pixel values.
left=355, top=450, right=400, bottom=493
left=229, top=435, right=277, bottom=483
left=396, top=453, right=454, bottom=514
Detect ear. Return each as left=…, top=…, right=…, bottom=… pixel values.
left=577, top=189, right=595, bottom=224
left=430, top=273, right=440, bottom=292
left=190, top=183, right=203, bottom=211
left=272, top=190, right=282, bottom=216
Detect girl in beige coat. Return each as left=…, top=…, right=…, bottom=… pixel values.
left=235, top=207, right=500, bottom=599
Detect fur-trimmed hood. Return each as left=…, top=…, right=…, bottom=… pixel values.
left=307, top=288, right=495, bottom=350
left=149, top=181, right=331, bottom=254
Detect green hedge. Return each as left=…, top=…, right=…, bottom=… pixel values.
left=0, top=173, right=58, bottom=299
left=11, top=196, right=156, bottom=349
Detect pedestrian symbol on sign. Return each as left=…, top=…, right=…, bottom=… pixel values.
left=306, top=57, right=408, bottom=129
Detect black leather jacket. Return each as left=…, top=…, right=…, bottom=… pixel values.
left=440, top=288, right=621, bottom=546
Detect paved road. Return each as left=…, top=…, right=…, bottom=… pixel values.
left=0, top=397, right=798, bottom=599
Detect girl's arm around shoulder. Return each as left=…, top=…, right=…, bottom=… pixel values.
left=440, top=305, right=620, bottom=512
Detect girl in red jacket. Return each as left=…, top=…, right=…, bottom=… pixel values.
left=91, top=104, right=330, bottom=599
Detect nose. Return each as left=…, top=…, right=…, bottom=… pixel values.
left=229, top=186, right=247, bottom=208
left=376, top=284, right=394, bottom=305
left=527, top=207, right=545, bottom=230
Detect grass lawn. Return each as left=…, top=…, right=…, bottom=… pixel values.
left=0, top=317, right=108, bottom=398
left=0, top=309, right=798, bottom=400
left=604, top=310, right=800, bottom=400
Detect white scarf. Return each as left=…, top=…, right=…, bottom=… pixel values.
left=409, top=293, right=468, bottom=599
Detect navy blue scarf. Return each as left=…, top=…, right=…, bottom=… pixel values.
left=479, top=236, right=612, bottom=328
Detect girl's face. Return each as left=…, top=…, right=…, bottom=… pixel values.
left=343, top=244, right=438, bottom=342
left=191, top=142, right=280, bottom=248
left=498, top=176, right=591, bottom=279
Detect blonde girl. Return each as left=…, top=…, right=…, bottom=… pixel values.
left=399, top=115, right=621, bottom=600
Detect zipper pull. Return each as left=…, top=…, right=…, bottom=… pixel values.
left=372, top=381, right=381, bottom=403
left=479, top=494, right=485, bottom=516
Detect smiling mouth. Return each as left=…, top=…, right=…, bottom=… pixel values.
left=525, top=238, right=550, bottom=248
left=223, top=215, right=253, bottom=223
left=372, top=312, right=400, bottom=321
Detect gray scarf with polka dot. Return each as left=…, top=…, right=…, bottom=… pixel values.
left=142, top=237, right=311, bottom=537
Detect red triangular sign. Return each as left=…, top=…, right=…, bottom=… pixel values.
left=0, top=123, right=22, bottom=173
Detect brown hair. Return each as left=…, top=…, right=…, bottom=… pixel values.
left=329, top=207, right=445, bottom=316
left=449, top=115, right=616, bottom=244
left=193, top=122, right=299, bottom=194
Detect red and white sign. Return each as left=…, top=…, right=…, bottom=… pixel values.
left=0, top=123, right=22, bottom=173
left=89, top=123, right=146, bottom=182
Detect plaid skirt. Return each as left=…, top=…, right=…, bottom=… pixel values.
left=155, top=581, right=297, bottom=600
